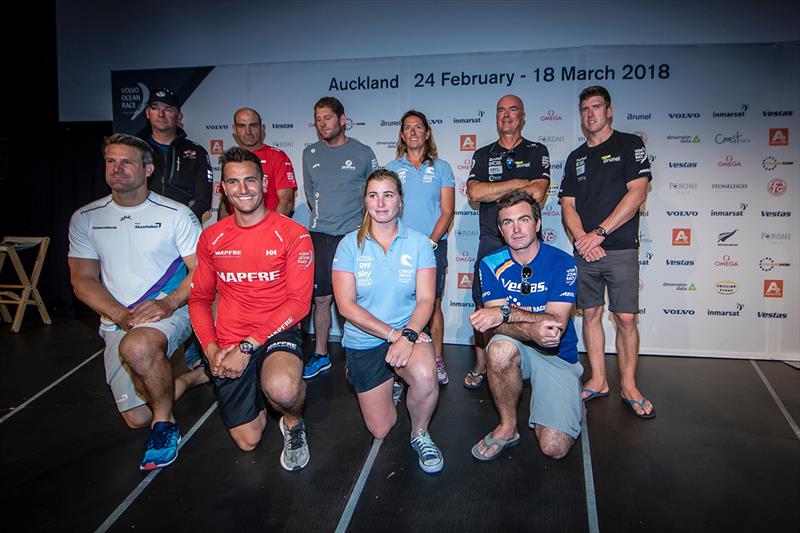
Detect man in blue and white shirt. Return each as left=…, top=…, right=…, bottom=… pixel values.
left=469, top=191, right=581, bottom=462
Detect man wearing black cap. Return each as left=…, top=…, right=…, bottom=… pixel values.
left=136, top=88, right=213, bottom=222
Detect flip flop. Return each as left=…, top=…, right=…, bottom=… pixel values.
left=581, top=388, right=609, bottom=402
left=471, top=432, right=521, bottom=462
left=464, top=371, right=486, bottom=390
left=621, top=395, right=656, bottom=419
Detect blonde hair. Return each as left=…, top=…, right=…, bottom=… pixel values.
left=357, top=169, right=404, bottom=249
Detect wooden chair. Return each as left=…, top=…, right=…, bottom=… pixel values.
left=0, top=236, right=52, bottom=332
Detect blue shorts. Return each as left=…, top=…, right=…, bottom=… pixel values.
left=487, top=334, right=583, bottom=438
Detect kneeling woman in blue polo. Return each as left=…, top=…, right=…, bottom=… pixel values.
left=332, top=168, right=444, bottom=474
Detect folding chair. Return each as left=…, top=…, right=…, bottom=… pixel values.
left=0, top=236, right=52, bottom=332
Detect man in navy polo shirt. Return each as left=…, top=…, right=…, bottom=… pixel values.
left=469, top=191, right=581, bottom=461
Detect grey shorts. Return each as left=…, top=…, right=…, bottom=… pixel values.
left=487, top=334, right=583, bottom=438
left=574, top=248, right=640, bottom=313
left=99, top=305, right=192, bottom=412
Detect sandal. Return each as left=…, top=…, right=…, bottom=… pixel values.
left=464, top=371, right=486, bottom=390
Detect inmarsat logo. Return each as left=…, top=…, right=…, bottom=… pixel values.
left=639, top=251, right=654, bottom=266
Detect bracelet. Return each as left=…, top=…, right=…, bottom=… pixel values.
left=386, top=327, right=396, bottom=343
left=429, top=238, right=438, bottom=250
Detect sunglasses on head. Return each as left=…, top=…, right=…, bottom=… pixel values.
left=521, top=265, right=532, bottom=295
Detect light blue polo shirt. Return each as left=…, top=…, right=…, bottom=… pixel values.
left=333, top=219, right=436, bottom=349
left=385, top=157, right=455, bottom=240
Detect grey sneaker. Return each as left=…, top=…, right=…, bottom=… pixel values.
left=392, top=380, right=403, bottom=405
left=279, top=417, right=310, bottom=471
left=410, top=431, right=444, bottom=474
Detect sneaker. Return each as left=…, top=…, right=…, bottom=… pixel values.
left=392, top=380, right=404, bottom=405
left=435, top=357, right=449, bottom=385
left=303, top=353, right=331, bottom=379
left=410, top=431, right=444, bottom=474
left=279, top=417, right=310, bottom=471
left=140, top=421, right=181, bottom=471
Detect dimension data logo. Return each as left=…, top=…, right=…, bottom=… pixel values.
left=707, top=303, right=744, bottom=317
left=710, top=203, right=747, bottom=217
left=662, top=282, right=696, bottom=292
left=666, top=134, right=700, bottom=144
left=712, top=104, right=748, bottom=118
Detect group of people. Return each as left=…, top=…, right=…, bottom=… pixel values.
left=67, top=84, right=653, bottom=476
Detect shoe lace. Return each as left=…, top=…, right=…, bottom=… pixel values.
left=412, top=433, right=438, bottom=461
left=309, top=353, right=325, bottom=365
left=286, top=425, right=306, bottom=450
left=147, top=425, right=175, bottom=450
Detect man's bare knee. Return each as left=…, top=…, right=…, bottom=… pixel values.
left=487, top=339, right=520, bottom=371
left=231, top=429, right=262, bottom=452
left=263, top=371, right=302, bottom=408
left=537, top=429, right=574, bottom=460
left=119, top=330, right=165, bottom=369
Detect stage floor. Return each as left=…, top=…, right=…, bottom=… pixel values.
left=1, top=316, right=798, bottom=532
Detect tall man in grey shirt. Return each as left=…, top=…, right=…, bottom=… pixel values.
left=302, top=96, right=379, bottom=379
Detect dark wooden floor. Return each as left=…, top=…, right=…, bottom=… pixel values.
left=1, top=315, right=798, bottom=532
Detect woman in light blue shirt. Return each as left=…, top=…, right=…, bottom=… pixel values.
left=332, top=169, right=444, bottom=474
left=385, top=110, right=455, bottom=385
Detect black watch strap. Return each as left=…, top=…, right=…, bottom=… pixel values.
left=401, top=328, right=419, bottom=343
left=239, top=340, right=256, bottom=355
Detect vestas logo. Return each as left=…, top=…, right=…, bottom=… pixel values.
left=665, top=259, right=695, bottom=266
left=761, top=210, right=791, bottom=217
left=763, top=110, right=793, bottom=117
left=668, top=112, right=701, bottom=119
left=272, top=123, right=293, bottom=129
left=662, top=308, right=695, bottom=315
left=668, top=161, right=697, bottom=168
left=757, top=312, right=788, bottom=319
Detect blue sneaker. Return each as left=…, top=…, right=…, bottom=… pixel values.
left=303, top=353, right=331, bottom=379
left=183, top=340, right=204, bottom=370
left=410, top=431, right=444, bottom=474
left=140, top=421, right=180, bottom=471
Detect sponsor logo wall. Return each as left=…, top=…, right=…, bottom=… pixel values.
left=112, top=43, right=799, bottom=360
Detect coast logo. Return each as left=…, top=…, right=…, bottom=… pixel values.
left=769, top=128, right=789, bottom=146
left=210, top=140, right=224, bottom=155
left=457, top=273, right=474, bottom=289
left=715, top=254, right=739, bottom=267
left=712, top=104, right=748, bottom=118
left=717, top=229, right=738, bottom=246
left=762, top=156, right=794, bottom=171
left=540, top=109, right=563, bottom=121
left=626, top=112, right=651, bottom=120
left=763, top=279, right=783, bottom=298
left=672, top=228, right=691, bottom=246
left=717, top=155, right=742, bottom=168
left=714, top=280, right=739, bottom=295
left=541, top=228, right=558, bottom=243
left=768, top=178, right=787, bottom=196
left=714, top=131, right=750, bottom=144
left=460, top=135, right=477, bottom=151
left=759, top=257, right=791, bottom=272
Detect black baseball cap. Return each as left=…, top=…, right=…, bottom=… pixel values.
left=147, top=87, right=180, bottom=108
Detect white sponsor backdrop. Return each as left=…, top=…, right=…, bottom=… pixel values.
left=160, top=42, right=798, bottom=360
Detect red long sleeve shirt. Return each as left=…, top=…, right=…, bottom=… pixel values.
left=189, top=211, right=313, bottom=349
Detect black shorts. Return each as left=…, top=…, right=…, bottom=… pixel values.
left=471, top=236, right=504, bottom=307
left=212, top=327, right=305, bottom=429
left=310, top=231, right=344, bottom=297
left=345, top=343, right=394, bottom=393
left=434, top=239, right=448, bottom=299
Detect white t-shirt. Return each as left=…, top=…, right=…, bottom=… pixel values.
left=69, top=192, right=201, bottom=330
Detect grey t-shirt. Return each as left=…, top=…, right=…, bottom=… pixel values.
left=302, top=138, right=379, bottom=236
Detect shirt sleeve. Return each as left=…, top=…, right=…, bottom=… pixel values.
left=302, top=148, right=314, bottom=205
left=558, top=153, right=577, bottom=198
left=272, top=149, right=298, bottom=190
left=174, top=206, right=202, bottom=257
left=366, top=146, right=379, bottom=172
left=534, top=144, right=551, bottom=181
left=67, top=210, right=98, bottom=259
left=439, top=159, right=456, bottom=188
left=547, top=254, right=578, bottom=304
left=624, top=135, right=653, bottom=184
left=256, top=226, right=314, bottom=343
left=479, top=258, right=505, bottom=304
left=467, top=148, right=488, bottom=183
left=332, top=234, right=356, bottom=273
left=417, top=236, right=436, bottom=270
left=190, top=146, right=214, bottom=219
left=188, top=231, right=218, bottom=350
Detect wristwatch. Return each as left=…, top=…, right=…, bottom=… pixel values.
left=500, top=305, right=511, bottom=323
left=401, top=328, right=419, bottom=343
left=595, top=226, right=607, bottom=237
left=239, top=340, right=256, bottom=355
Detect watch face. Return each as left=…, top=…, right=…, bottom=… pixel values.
left=239, top=341, right=255, bottom=354
left=401, top=328, right=419, bottom=342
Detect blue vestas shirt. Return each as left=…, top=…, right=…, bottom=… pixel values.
left=333, top=219, right=436, bottom=349
left=385, top=157, right=455, bottom=240
left=480, top=243, right=579, bottom=364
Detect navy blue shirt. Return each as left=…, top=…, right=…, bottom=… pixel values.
left=480, top=243, right=579, bottom=363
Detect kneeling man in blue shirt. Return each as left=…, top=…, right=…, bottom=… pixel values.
left=470, top=191, right=582, bottom=461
